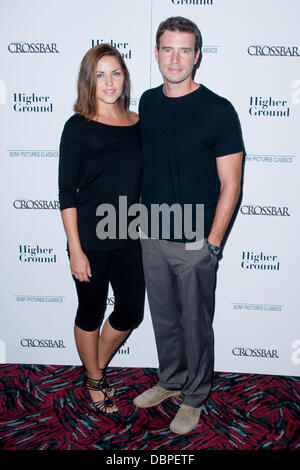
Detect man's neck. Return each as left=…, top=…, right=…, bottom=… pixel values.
left=162, top=79, right=200, bottom=98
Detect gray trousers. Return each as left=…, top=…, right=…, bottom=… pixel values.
left=141, top=238, right=217, bottom=407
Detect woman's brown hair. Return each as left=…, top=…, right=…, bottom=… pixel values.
left=74, top=44, right=130, bottom=120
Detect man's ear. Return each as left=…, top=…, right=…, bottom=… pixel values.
left=194, top=48, right=200, bottom=65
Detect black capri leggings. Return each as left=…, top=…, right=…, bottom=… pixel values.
left=69, top=240, right=145, bottom=332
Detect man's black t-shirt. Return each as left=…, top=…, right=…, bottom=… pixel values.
left=139, top=84, right=244, bottom=241
left=58, top=114, right=143, bottom=250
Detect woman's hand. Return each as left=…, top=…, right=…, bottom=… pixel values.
left=70, top=249, right=92, bottom=282
left=60, top=208, right=91, bottom=282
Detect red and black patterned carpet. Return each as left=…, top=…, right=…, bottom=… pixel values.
left=0, top=364, right=299, bottom=450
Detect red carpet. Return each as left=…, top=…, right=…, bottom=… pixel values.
left=0, top=364, right=299, bottom=450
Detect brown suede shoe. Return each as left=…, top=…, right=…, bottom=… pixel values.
left=170, top=403, right=204, bottom=434
left=133, top=384, right=181, bottom=408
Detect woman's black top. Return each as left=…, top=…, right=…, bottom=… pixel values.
left=58, top=114, right=143, bottom=250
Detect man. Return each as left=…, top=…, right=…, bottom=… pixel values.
left=134, top=17, right=244, bottom=435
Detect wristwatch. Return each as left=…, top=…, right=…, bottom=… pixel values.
left=207, top=241, right=221, bottom=256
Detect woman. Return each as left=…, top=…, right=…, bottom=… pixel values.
left=58, top=44, right=145, bottom=415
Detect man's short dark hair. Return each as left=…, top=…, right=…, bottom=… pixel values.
left=156, top=16, right=202, bottom=52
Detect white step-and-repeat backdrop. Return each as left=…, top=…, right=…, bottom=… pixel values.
left=1, top=0, right=299, bottom=376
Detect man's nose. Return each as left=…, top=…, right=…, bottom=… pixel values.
left=171, top=50, right=180, bottom=63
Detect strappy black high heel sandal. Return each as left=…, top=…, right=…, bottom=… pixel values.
left=85, top=376, right=118, bottom=414
left=99, top=368, right=115, bottom=398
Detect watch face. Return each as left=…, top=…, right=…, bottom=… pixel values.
left=207, top=242, right=220, bottom=255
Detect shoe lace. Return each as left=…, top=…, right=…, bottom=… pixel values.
left=181, top=404, right=202, bottom=416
